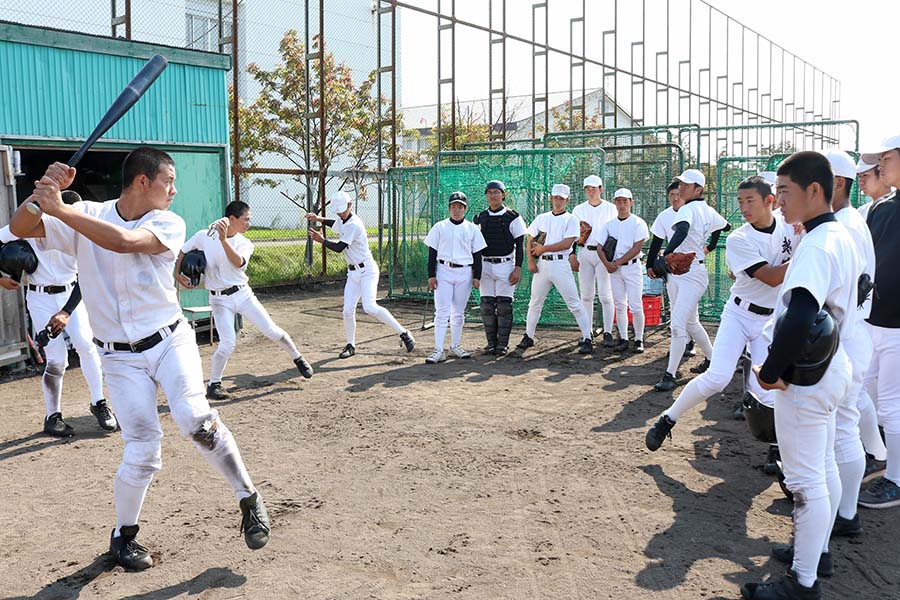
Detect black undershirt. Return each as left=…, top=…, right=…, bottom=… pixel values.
left=61, top=282, right=82, bottom=315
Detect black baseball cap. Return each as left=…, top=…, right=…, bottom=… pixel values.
left=448, top=191, right=468, bottom=207
left=485, top=180, right=506, bottom=193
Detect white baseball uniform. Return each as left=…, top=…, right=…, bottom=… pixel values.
left=664, top=199, right=728, bottom=376
left=525, top=211, right=592, bottom=339
left=0, top=226, right=105, bottom=417
left=664, top=213, right=797, bottom=422
left=424, top=219, right=487, bottom=352
left=181, top=229, right=302, bottom=385
left=764, top=216, right=859, bottom=588
left=596, top=214, right=649, bottom=342
left=572, top=200, right=618, bottom=333
left=37, top=200, right=257, bottom=536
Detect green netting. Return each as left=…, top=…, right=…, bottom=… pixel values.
left=544, top=124, right=702, bottom=169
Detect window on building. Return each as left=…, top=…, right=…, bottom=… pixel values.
left=185, top=1, right=232, bottom=52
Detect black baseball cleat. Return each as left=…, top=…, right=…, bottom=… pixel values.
left=631, top=340, right=644, bottom=353
left=831, top=513, right=862, bottom=538
left=109, top=525, right=153, bottom=571
left=43, top=412, right=74, bottom=437
left=494, top=346, right=508, bottom=356
left=741, top=569, right=822, bottom=600
left=690, top=358, right=711, bottom=374
left=578, top=338, right=593, bottom=354
left=239, top=492, right=270, bottom=550
left=294, top=355, right=314, bottom=378
left=771, top=544, right=833, bottom=577
left=206, top=382, right=229, bottom=400
left=685, top=339, right=696, bottom=357
left=653, top=372, right=676, bottom=392
left=862, top=453, right=886, bottom=484
left=601, top=332, right=615, bottom=348
left=646, top=414, right=676, bottom=451
left=483, top=344, right=497, bottom=355
left=400, top=331, right=416, bottom=353
left=516, top=334, right=535, bottom=350
left=613, top=339, right=629, bottom=353
left=764, top=444, right=781, bottom=475
left=90, top=399, right=118, bottom=431
left=733, top=400, right=746, bottom=421
left=339, top=344, right=356, bottom=359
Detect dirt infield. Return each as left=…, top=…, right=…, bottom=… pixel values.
left=1, top=287, right=897, bottom=600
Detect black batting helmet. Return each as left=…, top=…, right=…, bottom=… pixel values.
left=0, top=240, right=38, bottom=281
left=742, top=392, right=776, bottom=443
left=180, top=250, right=206, bottom=286
left=775, top=307, right=840, bottom=386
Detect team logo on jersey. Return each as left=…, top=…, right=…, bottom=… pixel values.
left=781, top=237, right=793, bottom=256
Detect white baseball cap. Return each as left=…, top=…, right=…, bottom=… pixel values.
left=675, top=168, right=706, bottom=187
left=613, top=188, right=633, bottom=199
left=861, top=134, right=900, bottom=164
left=757, top=171, right=777, bottom=188
left=551, top=183, right=571, bottom=199
left=824, top=149, right=857, bottom=179
left=330, top=191, right=352, bottom=213
left=856, top=159, right=877, bottom=175
left=583, top=175, right=603, bottom=188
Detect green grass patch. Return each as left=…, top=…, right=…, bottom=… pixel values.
left=246, top=225, right=384, bottom=240
left=247, top=240, right=391, bottom=287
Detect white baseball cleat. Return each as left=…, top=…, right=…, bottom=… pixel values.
left=448, top=346, right=471, bottom=359
left=425, top=350, right=447, bottom=364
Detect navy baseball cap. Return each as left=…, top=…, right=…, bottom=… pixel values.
left=448, top=191, right=468, bottom=207
left=485, top=180, right=506, bottom=193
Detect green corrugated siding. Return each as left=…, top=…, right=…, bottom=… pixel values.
left=0, top=40, right=228, bottom=146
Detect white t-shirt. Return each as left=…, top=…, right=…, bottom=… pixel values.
left=0, top=225, right=77, bottom=287
left=181, top=230, right=254, bottom=291
left=835, top=205, right=876, bottom=319
left=572, top=200, right=618, bottom=246
left=725, top=215, right=797, bottom=309
left=527, top=211, right=580, bottom=248
left=424, top=219, right=487, bottom=265
left=671, top=199, right=729, bottom=256
left=650, top=206, right=680, bottom=241
left=332, top=214, right=373, bottom=267
left=38, top=200, right=186, bottom=343
left=597, top=214, right=649, bottom=261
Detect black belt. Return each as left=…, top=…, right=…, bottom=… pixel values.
left=735, top=296, right=774, bottom=316
left=210, top=285, right=243, bottom=296
left=347, top=262, right=366, bottom=271
left=620, top=258, right=639, bottom=265
left=540, top=254, right=568, bottom=261
left=27, top=283, right=72, bottom=294
left=439, top=259, right=467, bottom=268
left=483, top=257, right=513, bottom=264
left=94, top=320, right=181, bottom=353
left=585, top=245, right=598, bottom=251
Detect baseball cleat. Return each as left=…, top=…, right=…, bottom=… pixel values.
left=90, top=399, right=118, bottom=431
left=684, top=340, right=696, bottom=357
left=109, top=525, right=153, bottom=570
left=516, top=334, right=535, bottom=350
left=294, top=355, right=314, bottom=378
left=690, top=358, right=711, bottom=374
left=339, top=344, right=356, bottom=359
left=862, top=454, right=886, bottom=484
left=741, top=569, right=823, bottom=600
left=43, top=412, right=74, bottom=437
left=733, top=400, right=746, bottom=421
left=206, top=382, right=229, bottom=400
left=239, top=492, right=270, bottom=550
left=764, top=444, right=781, bottom=475
left=653, top=372, right=676, bottom=392
left=578, top=338, right=593, bottom=354
left=448, top=346, right=471, bottom=359
left=612, top=339, right=629, bottom=353
left=425, top=350, right=447, bottom=364
left=858, top=476, right=900, bottom=509
left=830, top=513, right=862, bottom=538
left=631, top=340, right=644, bottom=353
left=483, top=344, right=497, bottom=355
left=400, top=331, right=416, bottom=353
left=770, top=544, right=833, bottom=577
left=645, top=414, right=676, bottom=451
left=601, top=332, right=615, bottom=348
left=494, top=346, right=508, bottom=356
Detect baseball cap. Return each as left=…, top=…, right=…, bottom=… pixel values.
left=856, top=159, right=878, bottom=175
left=675, top=168, right=706, bottom=187
left=583, top=175, right=603, bottom=188
left=551, top=183, right=571, bottom=198
left=824, top=149, right=856, bottom=179
left=861, top=134, right=900, bottom=164
left=448, top=191, right=468, bottom=207
left=330, top=191, right=352, bottom=213
left=485, top=180, right=506, bottom=193
left=757, top=171, right=777, bottom=188
left=613, top=188, right=633, bottom=199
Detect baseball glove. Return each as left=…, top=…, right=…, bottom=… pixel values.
left=601, top=236, right=617, bottom=262
left=577, top=221, right=592, bottom=246
left=664, top=251, right=696, bottom=275
left=531, top=231, right=547, bottom=257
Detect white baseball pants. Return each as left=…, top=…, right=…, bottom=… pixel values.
left=665, top=264, right=714, bottom=376
left=433, top=263, right=473, bottom=352
left=525, top=257, right=592, bottom=340
left=343, top=262, right=405, bottom=346
left=577, top=250, right=614, bottom=333
left=610, top=261, right=645, bottom=342
left=480, top=256, right=517, bottom=298
left=865, top=324, right=900, bottom=483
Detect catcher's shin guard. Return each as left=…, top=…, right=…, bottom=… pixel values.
left=496, top=297, right=514, bottom=349
left=480, top=296, right=499, bottom=348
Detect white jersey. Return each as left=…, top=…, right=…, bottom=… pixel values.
left=572, top=201, right=618, bottom=246
left=725, top=214, right=797, bottom=309
left=424, top=219, right=487, bottom=266
left=671, top=199, right=729, bottom=256
left=597, top=214, right=649, bottom=261
left=527, top=211, right=580, bottom=247
left=181, top=229, right=253, bottom=291
left=332, top=213, right=373, bottom=266
left=650, top=206, right=680, bottom=241
left=0, top=225, right=77, bottom=287
left=38, top=200, right=186, bottom=343
left=834, top=205, right=876, bottom=319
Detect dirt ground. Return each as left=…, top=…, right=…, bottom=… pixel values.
left=0, top=286, right=897, bottom=600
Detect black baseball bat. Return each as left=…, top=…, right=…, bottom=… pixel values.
left=26, top=54, right=169, bottom=215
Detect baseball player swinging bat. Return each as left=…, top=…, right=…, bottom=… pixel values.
left=26, top=54, right=169, bottom=215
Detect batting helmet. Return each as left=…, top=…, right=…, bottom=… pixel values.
left=742, top=392, right=776, bottom=443
left=775, top=307, right=840, bottom=386
left=0, top=240, right=38, bottom=281
left=180, top=250, right=206, bottom=286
